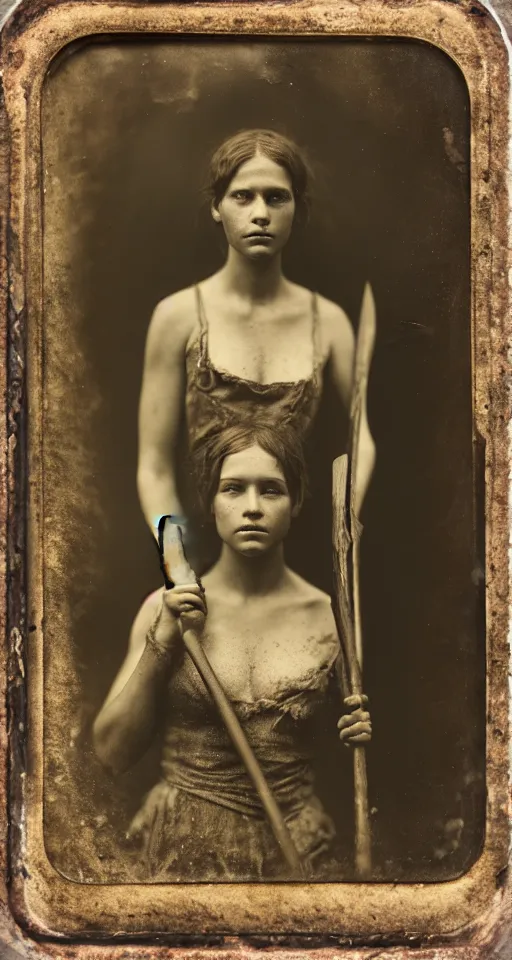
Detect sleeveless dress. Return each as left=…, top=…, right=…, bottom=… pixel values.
left=127, top=633, right=343, bottom=882
left=132, top=289, right=343, bottom=880
left=184, top=285, right=324, bottom=451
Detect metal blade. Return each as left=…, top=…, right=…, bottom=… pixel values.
left=160, top=516, right=196, bottom=586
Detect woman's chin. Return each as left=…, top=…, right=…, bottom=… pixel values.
left=234, top=241, right=283, bottom=261
left=244, top=248, right=276, bottom=261
left=235, top=541, right=270, bottom=558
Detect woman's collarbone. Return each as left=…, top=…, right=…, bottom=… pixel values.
left=199, top=625, right=320, bottom=703
left=207, top=310, right=314, bottom=383
left=209, top=334, right=312, bottom=383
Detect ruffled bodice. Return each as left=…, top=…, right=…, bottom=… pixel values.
left=128, top=634, right=343, bottom=881
left=185, top=286, right=323, bottom=451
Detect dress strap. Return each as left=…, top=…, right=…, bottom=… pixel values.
left=311, top=292, right=322, bottom=378
left=194, top=285, right=209, bottom=364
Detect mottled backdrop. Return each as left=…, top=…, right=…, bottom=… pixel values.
left=40, top=38, right=484, bottom=883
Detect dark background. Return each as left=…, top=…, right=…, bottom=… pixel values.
left=41, top=38, right=485, bottom=882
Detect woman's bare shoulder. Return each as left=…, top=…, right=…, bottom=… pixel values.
left=287, top=571, right=334, bottom=614
left=286, top=574, right=339, bottom=655
left=147, top=286, right=199, bottom=349
left=129, top=587, right=164, bottom=650
left=288, top=283, right=353, bottom=347
left=315, top=293, right=353, bottom=344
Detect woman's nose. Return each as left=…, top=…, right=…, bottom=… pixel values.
left=244, top=488, right=263, bottom=515
left=251, top=197, right=270, bottom=224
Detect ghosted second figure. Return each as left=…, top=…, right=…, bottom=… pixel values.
left=137, top=128, right=375, bottom=558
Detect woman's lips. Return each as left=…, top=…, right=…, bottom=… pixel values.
left=236, top=525, right=268, bottom=534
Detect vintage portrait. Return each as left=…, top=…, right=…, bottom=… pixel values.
left=0, top=0, right=510, bottom=950
left=39, top=35, right=485, bottom=886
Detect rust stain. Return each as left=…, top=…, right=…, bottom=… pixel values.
left=0, top=0, right=509, bottom=955
left=442, top=126, right=468, bottom=175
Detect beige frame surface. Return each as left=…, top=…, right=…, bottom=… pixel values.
left=0, top=0, right=510, bottom=955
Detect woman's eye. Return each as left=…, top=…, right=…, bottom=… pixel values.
left=267, top=192, right=290, bottom=206
left=262, top=486, right=283, bottom=497
left=232, top=190, right=251, bottom=203
left=221, top=484, right=243, bottom=494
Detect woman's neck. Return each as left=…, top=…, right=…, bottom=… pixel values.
left=212, top=543, right=288, bottom=598
left=220, top=248, right=285, bottom=302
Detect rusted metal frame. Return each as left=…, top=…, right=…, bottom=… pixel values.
left=0, top=0, right=508, bottom=956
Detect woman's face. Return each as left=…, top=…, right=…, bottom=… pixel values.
left=212, top=153, right=296, bottom=260
left=213, top=445, right=293, bottom=557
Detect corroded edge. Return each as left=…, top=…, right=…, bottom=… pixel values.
left=0, top=0, right=510, bottom=956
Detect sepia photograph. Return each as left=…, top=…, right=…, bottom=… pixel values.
left=0, top=0, right=509, bottom=948
left=38, top=34, right=486, bottom=887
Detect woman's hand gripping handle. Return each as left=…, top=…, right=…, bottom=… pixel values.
left=158, top=515, right=207, bottom=629
left=337, top=694, right=372, bottom=746
left=156, top=515, right=304, bottom=878
left=143, top=516, right=206, bottom=664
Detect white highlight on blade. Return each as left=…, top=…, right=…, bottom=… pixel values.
left=162, top=519, right=196, bottom=586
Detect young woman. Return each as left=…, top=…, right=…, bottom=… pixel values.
left=94, top=424, right=371, bottom=881
left=137, top=129, right=375, bottom=546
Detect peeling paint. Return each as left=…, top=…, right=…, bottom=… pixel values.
left=443, top=126, right=468, bottom=174
left=0, top=0, right=510, bottom=955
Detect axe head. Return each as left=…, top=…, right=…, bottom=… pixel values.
left=157, top=515, right=196, bottom=588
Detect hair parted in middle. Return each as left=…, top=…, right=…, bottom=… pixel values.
left=206, top=128, right=313, bottom=222
left=190, top=421, right=309, bottom=515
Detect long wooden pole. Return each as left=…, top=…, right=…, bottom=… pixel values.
left=332, top=282, right=376, bottom=878
left=159, top=516, right=305, bottom=878
left=180, top=626, right=304, bottom=876
left=332, top=456, right=371, bottom=877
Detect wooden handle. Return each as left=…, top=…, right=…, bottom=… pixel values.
left=354, top=746, right=371, bottom=877
left=159, top=515, right=304, bottom=877
left=181, top=627, right=304, bottom=877
left=332, top=456, right=362, bottom=694
left=332, top=455, right=372, bottom=877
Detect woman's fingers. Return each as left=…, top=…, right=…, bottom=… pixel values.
left=170, top=583, right=203, bottom=596
left=339, top=720, right=371, bottom=735
left=166, top=584, right=205, bottom=604
left=337, top=709, right=372, bottom=746
left=175, top=593, right=206, bottom=610
left=163, top=584, right=207, bottom=618
left=342, top=731, right=372, bottom=745
left=161, top=584, right=207, bottom=635
left=337, top=709, right=371, bottom=730
left=343, top=693, right=369, bottom=711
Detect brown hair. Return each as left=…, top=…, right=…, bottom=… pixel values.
left=191, top=422, right=308, bottom=514
left=206, top=129, right=312, bottom=220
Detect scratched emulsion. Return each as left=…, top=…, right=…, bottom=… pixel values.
left=41, top=47, right=111, bottom=880
left=40, top=39, right=484, bottom=883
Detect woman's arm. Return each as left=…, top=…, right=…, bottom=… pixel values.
left=303, top=597, right=372, bottom=747
left=320, top=297, right=376, bottom=516
left=93, top=591, right=177, bottom=773
left=137, top=292, right=195, bottom=538
left=93, top=585, right=206, bottom=774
